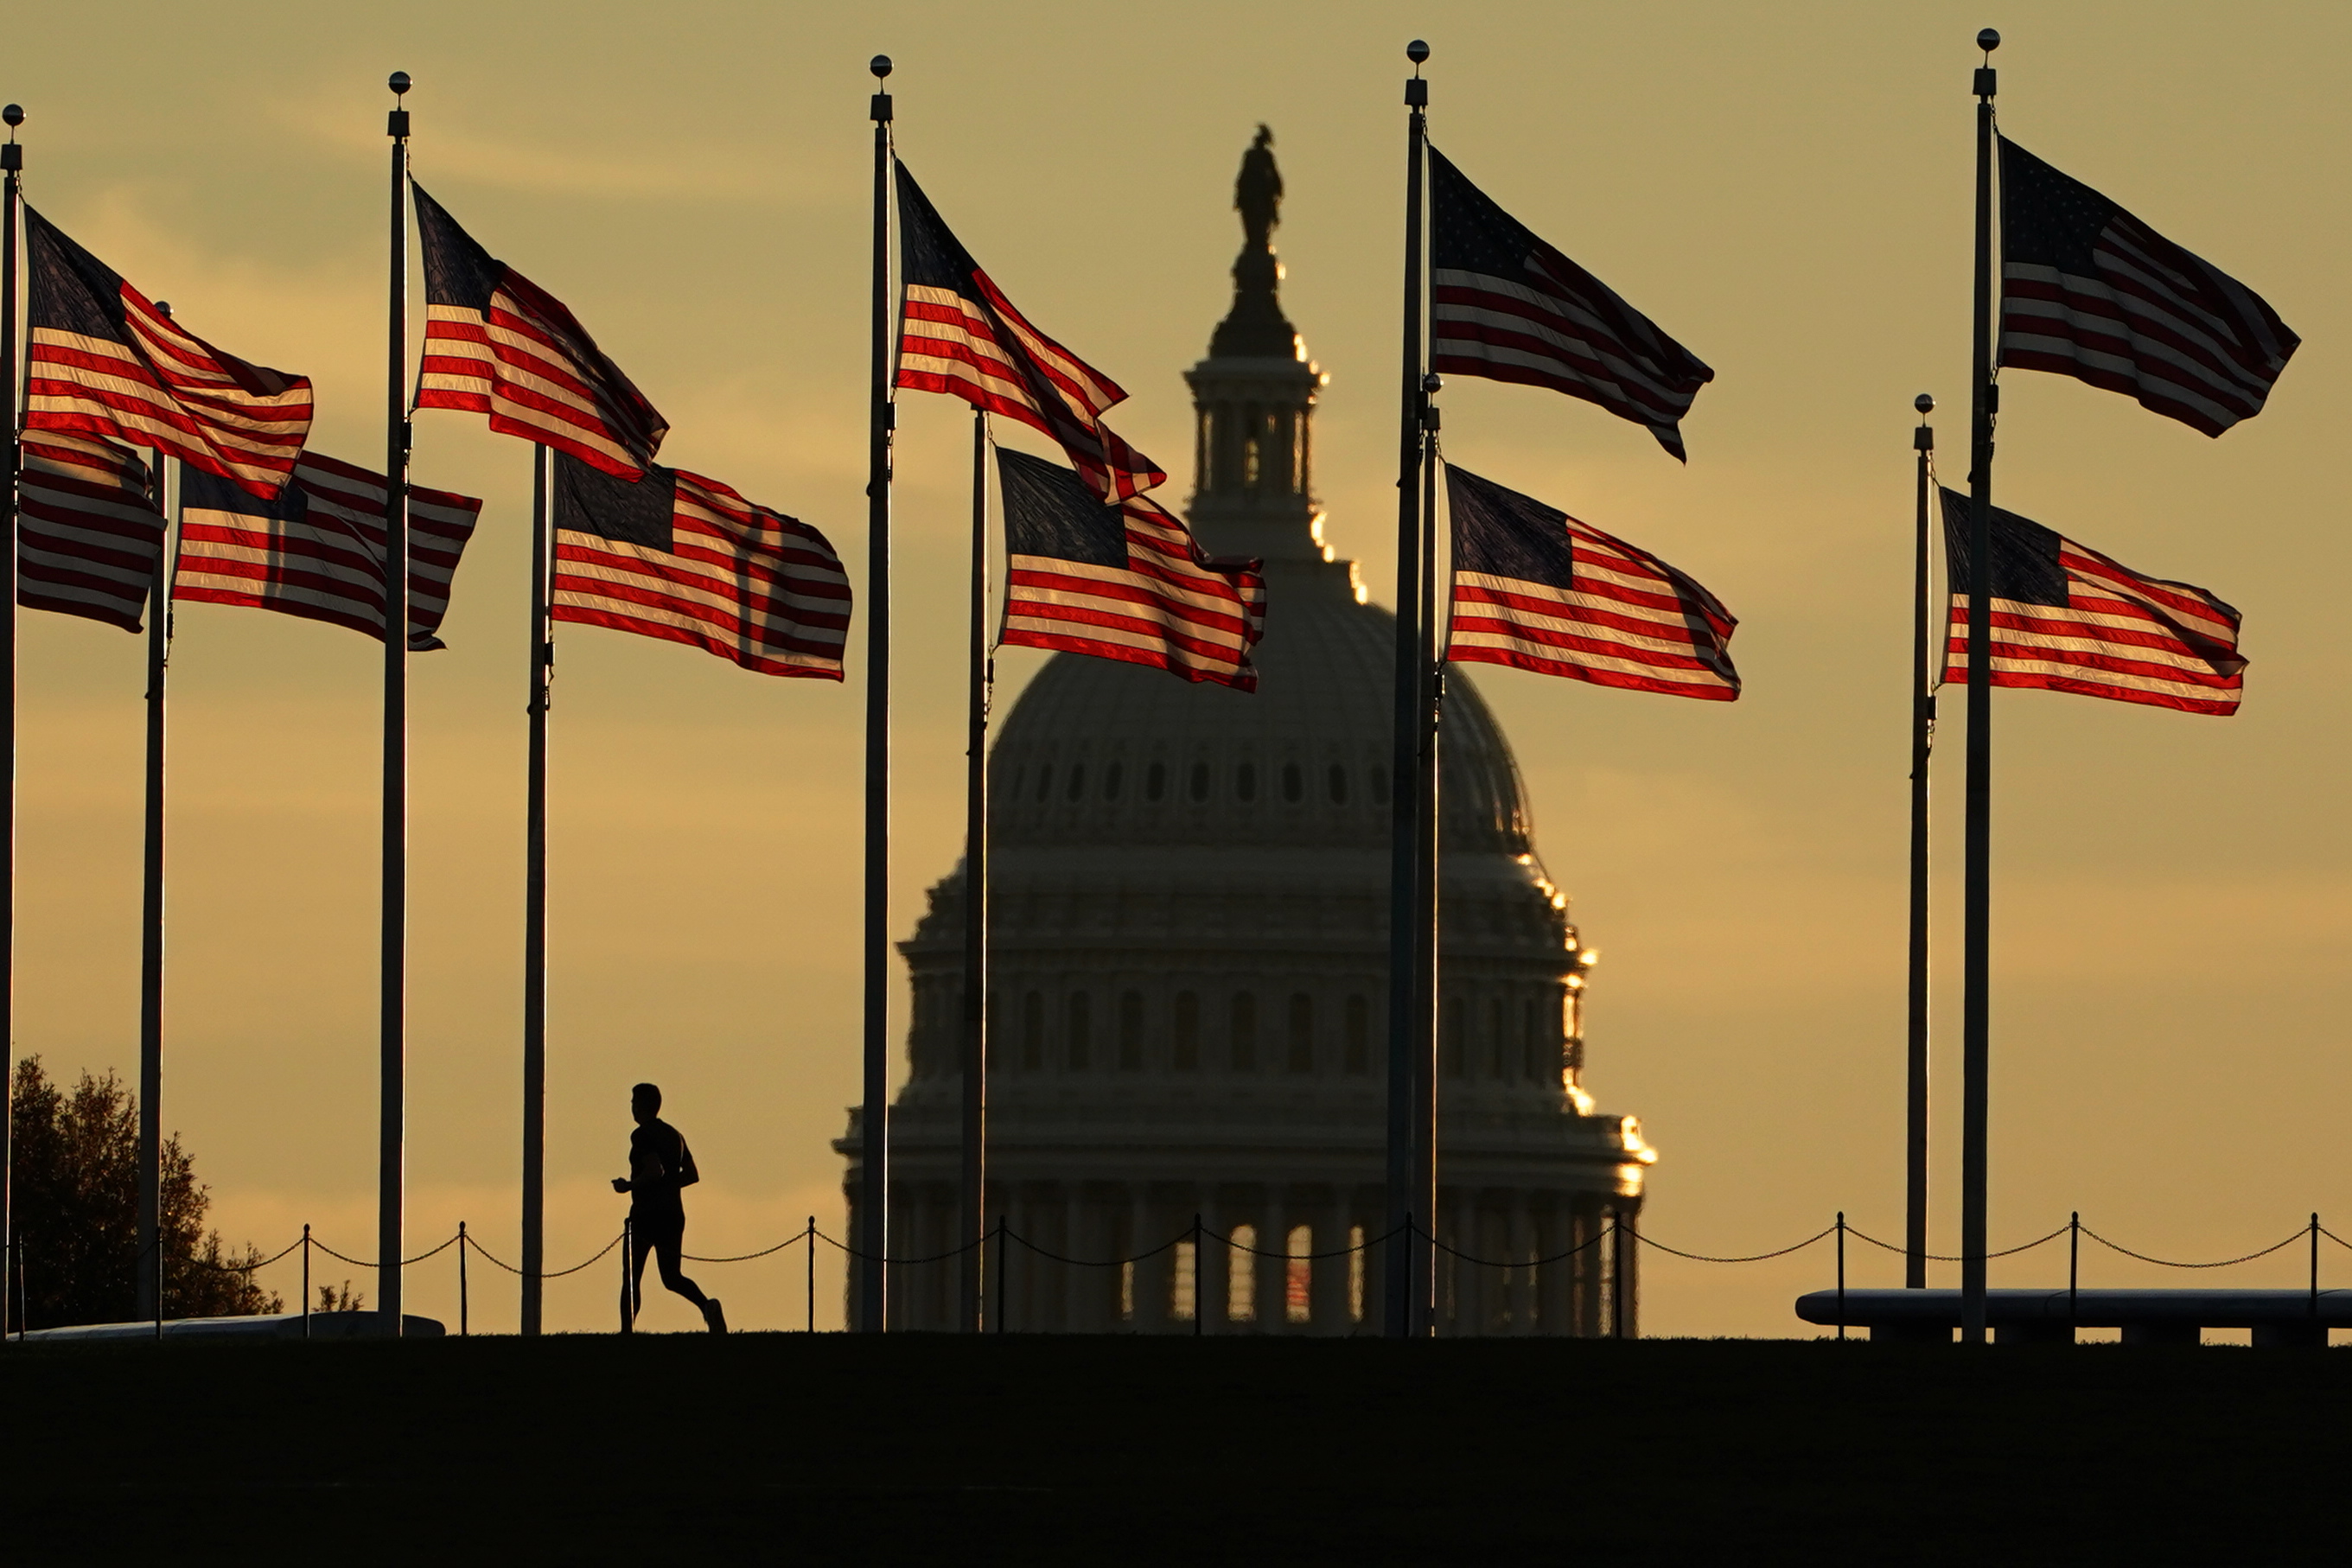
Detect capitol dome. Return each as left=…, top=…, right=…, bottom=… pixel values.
left=842, top=131, right=1652, bottom=1335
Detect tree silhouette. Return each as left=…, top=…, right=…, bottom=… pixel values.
left=8, top=1056, right=282, bottom=1328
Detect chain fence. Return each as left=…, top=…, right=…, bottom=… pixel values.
left=7, top=1206, right=2342, bottom=1341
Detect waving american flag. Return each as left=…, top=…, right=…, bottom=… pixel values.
left=1444, top=463, right=1738, bottom=701
left=1428, top=150, right=1713, bottom=462
left=1998, top=137, right=2298, bottom=438
left=994, top=448, right=1260, bottom=690
left=413, top=184, right=668, bottom=478
left=1941, top=490, right=2243, bottom=716
left=22, top=207, right=312, bottom=499
left=896, top=163, right=1164, bottom=504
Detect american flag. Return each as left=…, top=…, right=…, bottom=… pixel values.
left=1941, top=491, right=2243, bottom=716
left=993, top=447, right=1263, bottom=690
left=413, top=184, right=668, bottom=479
left=1443, top=462, right=1738, bottom=701
left=1428, top=150, right=1714, bottom=462
left=896, top=163, right=1164, bottom=505
left=174, top=455, right=483, bottom=651
left=16, top=430, right=164, bottom=633
left=1999, top=137, right=2298, bottom=437
left=551, top=453, right=850, bottom=679
left=23, top=207, right=312, bottom=500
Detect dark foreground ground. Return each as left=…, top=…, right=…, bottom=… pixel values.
left=4, top=1333, right=2344, bottom=1562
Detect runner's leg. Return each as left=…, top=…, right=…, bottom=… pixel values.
left=653, top=1222, right=711, bottom=1310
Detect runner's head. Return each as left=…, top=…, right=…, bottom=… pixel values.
left=632, top=1082, right=661, bottom=1124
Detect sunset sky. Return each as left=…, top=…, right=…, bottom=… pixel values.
left=8, top=1, right=2348, bottom=1335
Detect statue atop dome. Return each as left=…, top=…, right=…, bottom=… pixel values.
left=1236, top=124, right=1282, bottom=253
left=1210, top=124, right=1299, bottom=360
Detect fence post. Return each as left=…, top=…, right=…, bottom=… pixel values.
left=619, top=1215, right=634, bottom=1335
left=2311, top=1213, right=2321, bottom=1322
left=1835, top=1212, right=1845, bottom=1342
left=805, top=1215, right=815, bottom=1334
left=2068, top=1212, right=2080, bottom=1335
left=303, top=1225, right=311, bottom=1340
left=458, top=1221, right=468, bottom=1337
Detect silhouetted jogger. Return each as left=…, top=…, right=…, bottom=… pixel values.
left=613, top=1082, right=727, bottom=1333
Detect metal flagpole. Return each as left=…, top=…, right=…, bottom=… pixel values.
left=381, top=72, right=414, bottom=1335
left=959, top=407, right=989, bottom=1333
left=859, top=54, right=896, bottom=1334
left=1380, top=39, right=1431, bottom=1340
left=1413, top=378, right=1442, bottom=1335
left=521, top=442, right=550, bottom=1333
left=1906, top=392, right=1935, bottom=1291
left=0, top=104, right=21, bottom=1344
left=1960, top=29, right=2000, bottom=1344
left=133, top=432, right=175, bottom=1322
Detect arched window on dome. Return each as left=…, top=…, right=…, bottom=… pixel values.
left=1066, top=764, right=1087, bottom=802
left=1036, top=766, right=1053, bottom=803
left=1022, top=991, right=1044, bottom=1071
left=1286, top=992, right=1314, bottom=1073
left=1236, top=763, right=1256, bottom=803
left=1189, top=762, right=1211, bottom=802
left=1068, top=991, right=1092, bottom=1069
left=1444, top=998, right=1466, bottom=1079
left=1281, top=763, right=1303, bottom=804
left=1227, top=1224, right=1257, bottom=1322
left=1229, top=991, right=1257, bottom=1071
left=1172, top=991, right=1201, bottom=1070
left=1146, top=762, right=1166, bottom=801
left=1286, top=1226, right=1313, bottom=1323
left=1328, top=764, right=1348, bottom=805
left=1119, top=991, right=1144, bottom=1071
left=1104, top=762, right=1123, bottom=801
left=1344, top=995, right=1370, bottom=1074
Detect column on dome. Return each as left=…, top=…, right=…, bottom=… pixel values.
left=1507, top=1193, right=1534, bottom=1335
left=1531, top=1195, right=1565, bottom=1336
left=1061, top=1185, right=1084, bottom=1332
left=1310, top=1185, right=1349, bottom=1333
left=1616, top=1203, right=1641, bottom=1338
left=1198, top=1184, right=1228, bottom=1335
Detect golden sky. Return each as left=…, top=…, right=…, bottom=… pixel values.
left=10, top=1, right=2348, bottom=1335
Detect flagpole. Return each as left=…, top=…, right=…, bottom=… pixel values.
left=1960, top=29, right=1999, bottom=1345
left=1414, top=375, right=1442, bottom=1336
left=521, top=442, right=550, bottom=1334
left=859, top=54, right=896, bottom=1334
left=0, top=103, right=18, bottom=1343
left=133, top=437, right=175, bottom=1323
left=381, top=72, right=413, bottom=1335
left=959, top=407, right=988, bottom=1333
left=1381, top=38, right=1430, bottom=1340
left=1907, top=393, right=1935, bottom=1290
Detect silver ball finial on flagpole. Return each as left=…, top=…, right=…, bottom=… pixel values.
left=155, top=301, right=171, bottom=319
left=1977, top=29, right=2000, bottom=54
left=389, top=71, right=411, bottom=97
left=870, top=55, right=892, bottom=80
left=1915, top=393, right=1935, bottom=416
left=1406, top=39, right=1430, bottom=66
left=3, top=105, right=22, bottom=131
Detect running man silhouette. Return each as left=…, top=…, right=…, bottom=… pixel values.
left=612, top=1082, right=727, bottom=1333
